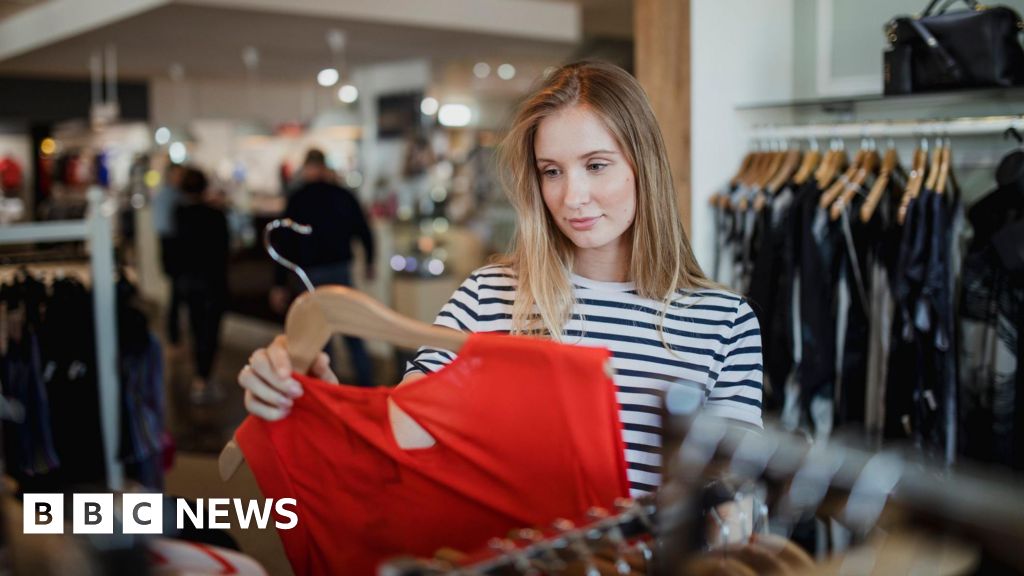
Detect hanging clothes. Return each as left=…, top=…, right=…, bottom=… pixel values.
left=885, top=187, right=961, bottom=464
left=237, top=333, right=630, bottom=576
left=0, top=275, right=60, bottom=484
left=0, top=271, right=165, bottom=491
left=747, top=183, right=798, bottom=411
left=864, top=171, right=906, bottom=443
left=119, top=277, right=166, bottom=490
left=37, top=277, right=107, bottom=491
left=959, top=183, right=1024, bottom=469
left=791, top=179, right=842, bottom=438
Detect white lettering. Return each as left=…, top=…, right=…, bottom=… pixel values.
left=275, top=499, right=298, bottom=530
left=232, top=498, right=273, bottom=529
left=176, top=499, right=203, bottom=530
left=208, top=498, right=231, bottom=529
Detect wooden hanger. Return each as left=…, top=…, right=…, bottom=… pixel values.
left=758, top=149, right=786, bottom=190
left=830, top=147, right=880, bottom=221
left=935, top=140, right=953, bottom=195
left=219, top=286, right=470, bottom=481
left=729, top=151, right=755, bottom=188
left=819, top=147, right=863, bottom=208
left=767, top=148, right=803, bottom=194
left=712, top=151, right=755, bottom=208
left=812, top=148, right=836, bottom=186
left=816, top=144, right=851, bottom=191
left=792, top=148, right=821, bottom=185
left=859, top=146, right=900, bottom=223
left=898, top=144, right=930, bottom=225
left=923, top=143, right=944, bottom=192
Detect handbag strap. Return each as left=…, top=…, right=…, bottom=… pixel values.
left=907, top=18, right=964, bottom=80
left=922, top=0, right=978, bottom=16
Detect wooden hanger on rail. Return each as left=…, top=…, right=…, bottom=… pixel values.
left=859, top=143, right=901, bottom=223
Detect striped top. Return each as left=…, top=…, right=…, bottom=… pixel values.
left=405, top=264, right=764, bottom=496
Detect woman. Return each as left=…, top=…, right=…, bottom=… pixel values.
left=238, top=61, right=763, bottom=496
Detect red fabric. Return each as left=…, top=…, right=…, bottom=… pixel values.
left=237, top=333, right=629, bottom=576
left=0, top=156, right=22, bottom=191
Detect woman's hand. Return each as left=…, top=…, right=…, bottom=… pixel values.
left=237, top=335, right=338, bottom=420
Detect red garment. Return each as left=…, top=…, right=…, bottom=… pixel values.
left=0, top=156, right=23, bottom=191
left=237, top=333, right=629, bottom=576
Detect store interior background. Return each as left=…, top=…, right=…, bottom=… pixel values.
left=1, top=0, right=1023, bottom=572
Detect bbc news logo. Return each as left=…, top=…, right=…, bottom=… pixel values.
left=23, top=494, right=298, bottom=534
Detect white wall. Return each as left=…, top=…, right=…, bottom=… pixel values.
left=689, top=0, right=796, bottom=271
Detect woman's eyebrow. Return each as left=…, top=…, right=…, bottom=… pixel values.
left=535, top=149, right=617, bottom=163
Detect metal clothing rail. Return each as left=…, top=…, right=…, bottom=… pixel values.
left=749, top=114, right=1024, bottom=141
left=0, top=187, right=122, bottom=489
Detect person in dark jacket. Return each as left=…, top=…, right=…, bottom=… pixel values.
left=270, top=149, right=376, bottom=387
left=175, top=167, right=230, bottom=402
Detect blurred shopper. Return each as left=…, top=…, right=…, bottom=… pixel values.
left=270, top=149, right=376, bottom=387
left=175, top=166, right=230, bottom=402
left=154, top=162, right=185, bottom=347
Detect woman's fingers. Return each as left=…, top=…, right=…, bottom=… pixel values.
left=238, top=364, right=293, bottom=408
left=244, top=390, right=289, bottom=421
left=312, top=352, right=339, bottom=384
left=267, top=335, right=292, bottom=379
left=248, top=348, right=303, bottom=398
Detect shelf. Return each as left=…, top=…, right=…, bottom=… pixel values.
left=735, top=86, right=1024, bottom=112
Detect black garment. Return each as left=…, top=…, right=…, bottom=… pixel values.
left=38, top=278, right=107, bottom=491
left=835, top=197, right=873, bottom=428
left=174, top=202, right=229, bottom=288
left=274, top=181, right=374, bottom=286
left=887, top=189, right=958, bottom=462
left=175, top=201, right=229, bottom=381
left=160, top=237, right=183, bottom=345
left=794, top=181, right=841, bottom=429
left=887, top=192, right=930, bottom=444
left=182, top=277, right=225, bottom=380
left=959, top=184, right=1024, bottom=469
left=747, top=183, right=797, bottom=411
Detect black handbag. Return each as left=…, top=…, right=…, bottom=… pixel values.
left=884, top=0, right=1024, bottom=94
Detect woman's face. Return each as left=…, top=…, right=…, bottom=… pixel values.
left=534, top=105, right=637, bottom=256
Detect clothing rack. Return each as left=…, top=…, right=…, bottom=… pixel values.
left=379, top=499, right=657, bottom=576
left=0, top=187, right=122, bottom=489
left=749, top=113, right=1024, bottom=141
left=657, top=384, right=1024, bottom=575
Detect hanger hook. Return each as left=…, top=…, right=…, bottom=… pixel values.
left=264, top=218, right=315, bottom=294
left=1004, top=126, right=1023, bottom=146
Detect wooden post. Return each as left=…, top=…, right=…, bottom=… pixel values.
left=635, top=0, right=691, bottom=231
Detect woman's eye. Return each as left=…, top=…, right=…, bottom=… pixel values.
left=587, top=163, right=608, bottom=172
left=542, top=168, right=561, bottom=178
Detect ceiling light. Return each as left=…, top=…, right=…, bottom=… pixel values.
left=427, top=258, right=445, bottom=276
left=317, top=68, right=340, bottom=87
left=420, top=97, right=439, bottom=116
left=497, top=63, right=516, bottom=80
left=338, top=84, right=359, bottom=103
left=154, top=127, right=171, bottom=145
left=438, top=104, right=472, bottom=127
left=473, top=62, right=491, bottom=79
left=168, top=142, right=188, bottom=164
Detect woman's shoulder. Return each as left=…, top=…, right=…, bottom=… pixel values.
left=464, top=264, right=518, bottom=286
left=668, top=287, right=751, bottom=318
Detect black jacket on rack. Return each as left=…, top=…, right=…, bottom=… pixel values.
left=959, top=182, right=1024, bottom=470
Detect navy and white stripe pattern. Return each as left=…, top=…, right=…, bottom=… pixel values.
left=405, top=265, right=764, bottom=496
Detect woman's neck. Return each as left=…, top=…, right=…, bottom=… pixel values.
left=571, top=239, right=632, bottom=282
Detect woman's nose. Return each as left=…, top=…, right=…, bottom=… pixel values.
left=563, top=174, right=591, bottom=209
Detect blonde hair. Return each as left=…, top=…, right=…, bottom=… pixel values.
left=496, top=60, right=714, bottom=340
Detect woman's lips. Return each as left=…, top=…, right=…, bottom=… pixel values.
left=568, top=215, right=602, bottom=231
